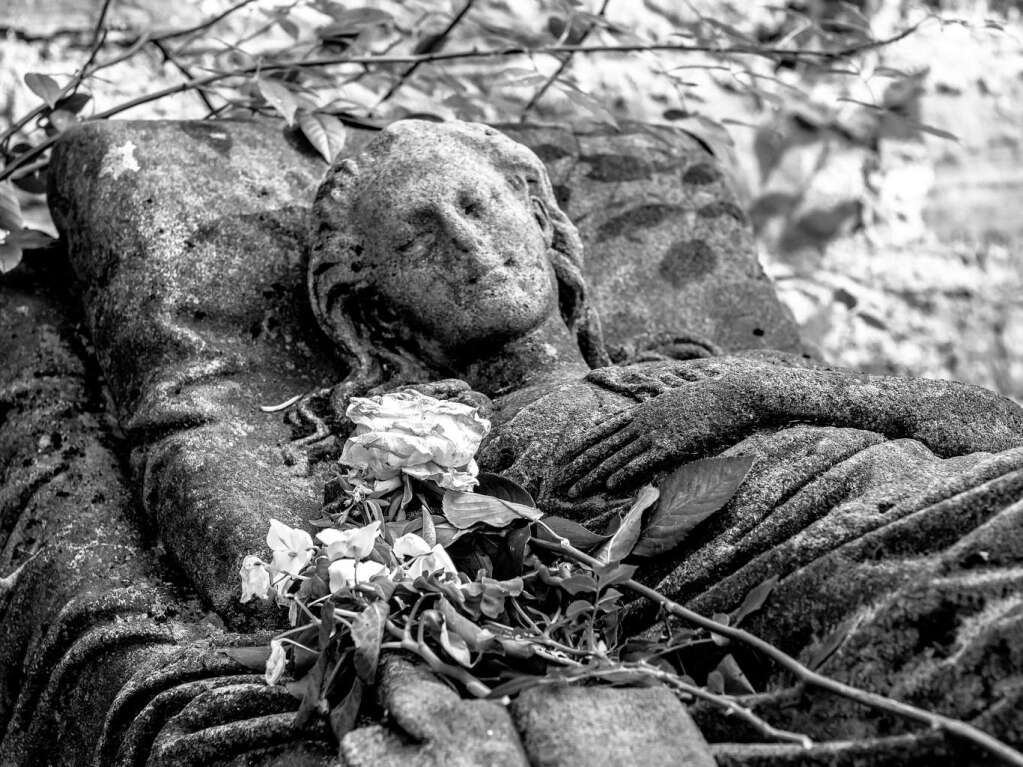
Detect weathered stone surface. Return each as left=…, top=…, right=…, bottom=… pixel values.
left=342, top=655, right=529, bottom=767
left=502, top=123, right=804, bottom=358
left=48, top=119, right=340, bottom=622
left=512, top=684, right=716, bottom=767
left=0, top=262, right=339, bottom=766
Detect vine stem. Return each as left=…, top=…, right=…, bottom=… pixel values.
left=528, top=536, right=1023, bottom=767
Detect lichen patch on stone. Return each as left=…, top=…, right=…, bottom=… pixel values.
left=100, top=140, right=140, bottom=179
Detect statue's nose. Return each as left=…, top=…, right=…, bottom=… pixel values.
left=439, top=206, right=501, bottom=276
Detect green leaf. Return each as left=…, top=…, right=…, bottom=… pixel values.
left=438, top=597, right=497, bottom=652
left=259, top=79, right=300, bottom=126
left=296, top=109, right=347, bottom=163
left=478, top=576, right=523, bottom=619
left=559, top=573, right=598, bottom=594
left=329, top=676, right=364, bottom=741
left=442, top=491, right=543, bottom=529
left=808, top=617, right=856, bottom=671
left=537, top=516, right=610, bottom=549
left=351, top=601, right=389, bottom=684
left=475, top=473, right=536, bottom=507
left=715, top=654, right=755, bottom=695
left=55, top=92, right=91, bottom=115
left=0, top=181, right=24, bottom=231
left=565, top=599, right=592, bottom=620
left=219, top=645, right=272, bottom=671
left=288, top=653, right=329, bottom=728
left=730, top=575, right=779, bottom=627
left=595, top=484, right=658, bottom=564
left=0, top=242, right=20, bottom=272
left=631, top=455, right=754, bottom=558
left=594, top=563, right=637, bottom=590
left=25, top=72, right=61, bottom=109
left=438, top=618, right=473, bottom=666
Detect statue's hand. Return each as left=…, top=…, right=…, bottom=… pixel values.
left=396, top=379, right=495, bottom=420
left=557, top=381, right=751, bottom=498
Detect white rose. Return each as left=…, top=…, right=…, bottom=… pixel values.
left=340, top=390, right=490, bottom=492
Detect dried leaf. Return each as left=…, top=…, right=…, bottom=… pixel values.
left=259, top=79, right=299, bottom=126
left=631, top=456, right=754, bottom=558
left=595, top=484, right=658, bottom=564
left=352, top=601, right=389, bottom=684
left=329, top=676, right=364, bottom=741
left=296, top=109, right=347, bottom=163
left=25, top=72, right=61, bottom=109
left=730, top=575, right=779, bottom=627
left=442, top=491, right=543, bottom=529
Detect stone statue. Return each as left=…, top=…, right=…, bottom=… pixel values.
left=308, top=119, right=1023, bottom=757
left=4, top=114, right=1021, bottom=766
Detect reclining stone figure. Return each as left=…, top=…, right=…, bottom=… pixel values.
left=4, top=114, right=1021, bottom=765
left=309, top=119, right=1023, bottom=759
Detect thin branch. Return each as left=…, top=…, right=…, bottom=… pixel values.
left=0, top=21, right=928, bottom=181
left=151, top=39, right=217, bottom=113
left=641, top=664, right=813, bottom=748
left=376, top=0, right=477, bottom=107
left=521, top=0, right=611, bottom=119
left=529, top=536, right=1023, bottom=767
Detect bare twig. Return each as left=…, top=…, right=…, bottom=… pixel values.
left=640, top=664, right=813, bottom=748
left=151, top=39, right=218, bottom=113
left=529, top=536, right=1023, bottom=767
left=521, top=0, right=611, bottom=119
left=376, top=0, right=477, bottom=107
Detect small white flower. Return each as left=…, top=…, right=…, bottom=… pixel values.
left=340, top=390, right=490, bottom=492
left=328, top=558, right=388, bottom=592
left=265, top=639, right=287, bottom=685
left=266, top=518, right=314, bottom=594
left=316, top=521, right=381, bottom=561
left=403, top=543, right=458, bottom=581
left=392, top=532, right=433, bottom=559
left=239, top=555, right=271, bottom=603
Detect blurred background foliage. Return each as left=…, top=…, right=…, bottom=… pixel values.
left=2, top=0, right=1021, bottom=401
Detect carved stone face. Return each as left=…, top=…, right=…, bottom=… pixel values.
left=355, top=153, right=558, bottom=362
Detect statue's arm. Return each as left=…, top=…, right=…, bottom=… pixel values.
left=558, top=357, right=1023, bottom=497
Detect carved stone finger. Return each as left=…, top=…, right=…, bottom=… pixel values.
left=567, top=434, right=651, bottom=498
left=558, top=408, right=633, bottom=467
left=606, top=444, right=670, bottom=492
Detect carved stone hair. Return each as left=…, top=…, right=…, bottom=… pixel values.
left=308, top=119, right=608, bottom=401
